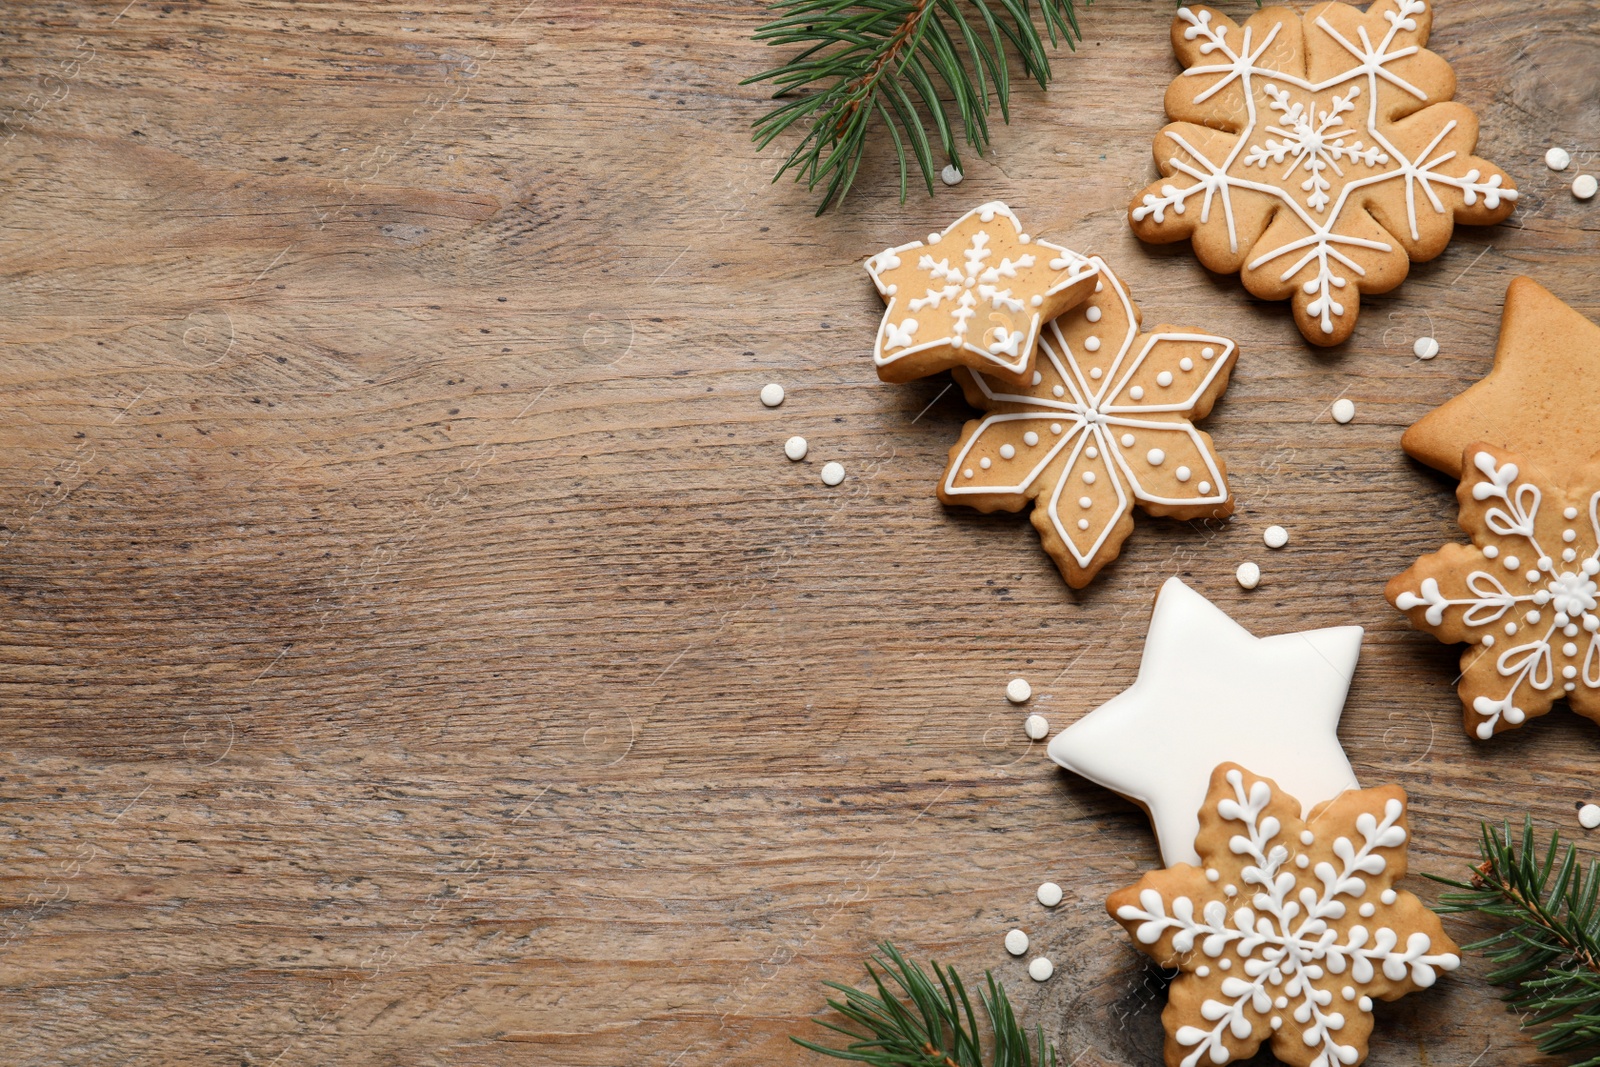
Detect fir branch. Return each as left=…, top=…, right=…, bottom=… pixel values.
left=1431, top=818, right=1600, bottom=1065
left=792, top=941, right=1055, bottom=1067
left=743, top=0, right=1091, bottom=214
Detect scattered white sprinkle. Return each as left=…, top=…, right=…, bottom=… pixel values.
left=1413, top=336, right=1439, bottom=360
left=1024, top=714, right=1049, bottom=740
left=1263, top=525, right=1288, bottom=549
left=1006, top=677, right=1032, bottom=704
left=1236, top=561, right=1261, bottom=590
left=784, top=436, right=808, bottom=461
left=1331, top=397, right=1356, bottom=424
left=1547, top=146, right=1572, bottom=171
left=1581, top=804, right=1600, bottom=830
left=1037, top=881, right=1062, bottom=907
left=820, top=461, right=845, bottom=486
left=940, top=164, right=963, bottom=186
left=1028, top=957, right=1054, bottom=982
left=760, top=383, right=785, bottom=407
left=1005, top=929, right=1029, bottom=956
left=1574, top=173, right=1598, bottom=200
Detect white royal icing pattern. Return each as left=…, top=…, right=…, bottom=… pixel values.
left=866, top=202, right=1097, bottom=376
left=1115, top=768, right=1459, bottom=1067
left=942, top=258, right=1236, bottom=570
left=1393, top=450, right=1600, bottom=738
left=1131, top=0, right=1516, bottom=337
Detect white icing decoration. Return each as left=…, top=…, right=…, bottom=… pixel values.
left=1024, top=431, right=1039, bottom=447
left=1131, top=1, right=1517, bottom=337
left=1148, top=449, right=1166, bottom=466
left=1236, top=560, right=1261, bottom=589
left=1000, top=444, right=1016, bottom=460
left=1157, top=371, right=1174, bottom=387
left=1115, top=769, right=1459, bottom=1067
left=867, top=202, right=1098, bottom=374
left=937, top=259, right=1236, bottom=571
left=1392, top=450, right=1600, bottom=738
left=1079, top=496, right=1092, bottom=509
left=1032, top=371, right=1044, bottom=386
left=1007, top=677, right=1033, bottom=704
left=1180, top=357, right=1194, bottom=371
left=1086, top=306, right=1103, bottom=322
left=1085, top=335, right=1101, bottom=352
left=1176, top=466, right=1192, bottom=482
left=1049, top=578, right=1362, bottom=865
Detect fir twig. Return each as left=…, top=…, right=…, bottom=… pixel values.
left=1430, top=818, right=1600, bottom=1065
left=743, top=0, right=1092, bottom=214
left=792, top=942, right=1055, bottom=1067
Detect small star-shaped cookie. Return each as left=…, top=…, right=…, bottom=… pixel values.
left=1388, top=443, right=1600, bottom=738
left=1049, top=578, right=1361, bottom=865
left=937, top=258, right=1238, bottom=587
left=865, top=202, right=1099, bottom=385
left=1109, top=763, right=1459, bottom=1067
left=1128, top=0, right=1517, bottom=346
left=1403, top=277, right=1600, bottom=479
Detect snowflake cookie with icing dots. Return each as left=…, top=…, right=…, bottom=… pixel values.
left=865, top=202, right=1099, bottom=384
left=1388, top=444, right=1600, bottom=739
left=938, top=258, right=1237, bottom=588
left=1109, top=763, right=1459, bottom=1067
left=1129, top=0, right=1517, bottom=346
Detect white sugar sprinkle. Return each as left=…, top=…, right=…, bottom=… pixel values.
left=1574, top=174, right=1598, bottom=200
left=820, top=461, right=845, bottom=486
left=1413, top=336, right=1439, bottom=360
left=1005, top=929, right=1029, bottom=956
left=940, top=164, right=963, bottom=186
left=784, top=436, right=808, bottom=461
left=1006, top=677, right=1032, bottom=704
left=1236, top=561, right=1261, bottom=590
left=1546, top=147, right=1572, bottom=171
left=760, top=383, right=785, bottom=407
left=1024, top=713, right=1049, bottom=740
left=1581, top=804, right=1600, bottom=830
left=1263, top=525, right=1288, bottom=549
left=1036, top=881, right=1062, bottom=907
left=1331, top=398, right=1356, bottom=424
left=1028, top=957, right=1054, bottom=982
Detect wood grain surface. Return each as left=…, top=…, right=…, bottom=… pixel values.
left=0, top=1, right=1596, bottom=1064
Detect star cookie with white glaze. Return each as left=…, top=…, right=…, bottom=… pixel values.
left=1388, top=443, right=1600, bottom=739
left=1108, top=764, right=1459, bottom=1067
left=1403, top=277, right=1600, bottom=479
left=1049, top=577, right=1361, bottom=865
left=1129, top=0, right=1517, bottom=346
left=865, top=202, right=1099, bottom=385
left=938, top=258, right=1237, bottom=588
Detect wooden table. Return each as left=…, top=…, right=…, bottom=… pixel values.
left=1, top=1, right=1595, bottom=1063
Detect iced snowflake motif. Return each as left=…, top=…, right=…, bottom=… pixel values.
left=1131, top=0, right=1516, bottom=340
left=1392, top=448, right=1600, bottom=738
left=1114, top=767, right=1458, bottom=1067
left=904, top=230, right=1035, bottom=357
left=940, top=260, right=1235, bottom=583
left=1244, top=84, right=1388, bottom=212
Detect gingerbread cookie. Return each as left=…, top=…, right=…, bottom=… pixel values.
left=1050, top=578, right=1360, bottom=865
left=865, top=202, right=1099, bottom=385
left=937, top=259, right=1237, bottom=587
left=1129, top=0, right=1517, bottom=346
left=1108, top=764, right=1459, bottom=1067
left=1388, top=443, right=1600, bottom=739
left=1403, top=277, right=1600, bottom=479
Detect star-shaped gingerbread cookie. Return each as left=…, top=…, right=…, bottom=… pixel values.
left=865, top=202, right=1099, bottom=385
left=1388, top=443, right=1600, bottom=739
left=1403, top=277, right=1600, bottom=479
left=937, top=258, right=1237, bottom=587
left=1108, top=764, right=1459, bottom=1067
left=1129, top=0, right=1517, bottom=346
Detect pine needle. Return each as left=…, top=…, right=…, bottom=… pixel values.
left=792, top=942, right=1055, bottom=1067
left=743, top=0, right=1093, bottom=214
left=1431, top=818, right=1600, bottom=1064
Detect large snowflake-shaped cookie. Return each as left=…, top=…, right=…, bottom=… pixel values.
left=1109, top=764, right=1459, bottom=1067
left=1129, top=0, right=1517, bottom=346
left=937, top=258, right=1237, bottom=587
left=866, top=202, right=1099, bottom=384
left=1387, top=445, right=1600, bottom=739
